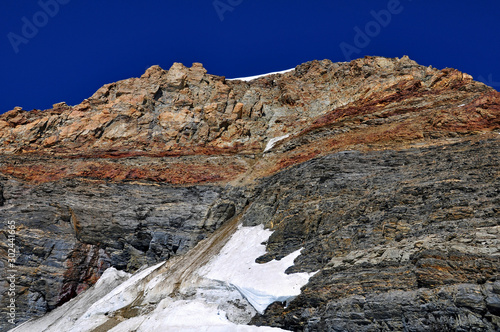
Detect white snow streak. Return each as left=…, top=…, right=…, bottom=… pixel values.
left=228, top=68, right=295, bottom=82
left=264, top=134, right=290, bottom=153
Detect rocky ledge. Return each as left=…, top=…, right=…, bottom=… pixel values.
left=0, top=56, right=499, bottom=331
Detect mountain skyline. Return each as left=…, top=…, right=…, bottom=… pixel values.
left=1, top=55, right=499, bottom=330
left=1, top=1, right=499, bottom=113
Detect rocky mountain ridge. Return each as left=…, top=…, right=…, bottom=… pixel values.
left=0, top=56, right=499, bottom=331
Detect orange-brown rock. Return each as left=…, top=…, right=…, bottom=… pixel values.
left=1, top=56, right=499, bottom=185
left=1, top=56, right=499, bottom=331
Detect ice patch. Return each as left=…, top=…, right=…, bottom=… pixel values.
left=264, top=134, right=290, bottom=153
left=228, top=68, right=295, bottom=82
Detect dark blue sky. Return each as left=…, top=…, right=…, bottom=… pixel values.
left=1, top=1, right=499, bottom=113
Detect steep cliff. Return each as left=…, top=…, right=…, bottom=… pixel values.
left=0, top=56, right=499, bottom=331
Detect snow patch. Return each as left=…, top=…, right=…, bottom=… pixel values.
left=10, top=267, right=132, bottom=332
left=12, top=226, right=312, bottom=331
left=199, top=224, right=316, bottom=314
left=109, top=299, right=283, bottom=332
left=228, top=68, right=295, bottom=82
left=264, top=134, right=290, bottom=153
left=95, top=267, right=132, bottom=287
left=82, top=261, right=164, bottom=319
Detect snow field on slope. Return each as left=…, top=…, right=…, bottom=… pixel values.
left=199, top=224, right=316, bottom=314
left=11, top=225, right=314, bottom=331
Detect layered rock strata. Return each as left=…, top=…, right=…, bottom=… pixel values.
left=0, top=56, right=499, bottom=331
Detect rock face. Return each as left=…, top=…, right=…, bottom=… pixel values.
left=0, top=176, right=248, bottom=315
left=0, top=56, right=499, bottom=331
left=246, top=139, right=500, bottom=331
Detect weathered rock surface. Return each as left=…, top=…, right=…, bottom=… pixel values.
left=247, top=139, right=500, bottom=331
left=0, top=176, right=249, bottom=324
left=0, top=56, right=499, bottom=331
left=1, top=56, right=499, bottom=184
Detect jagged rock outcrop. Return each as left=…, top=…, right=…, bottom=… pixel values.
left=0, top=56, right=499, bottom=331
